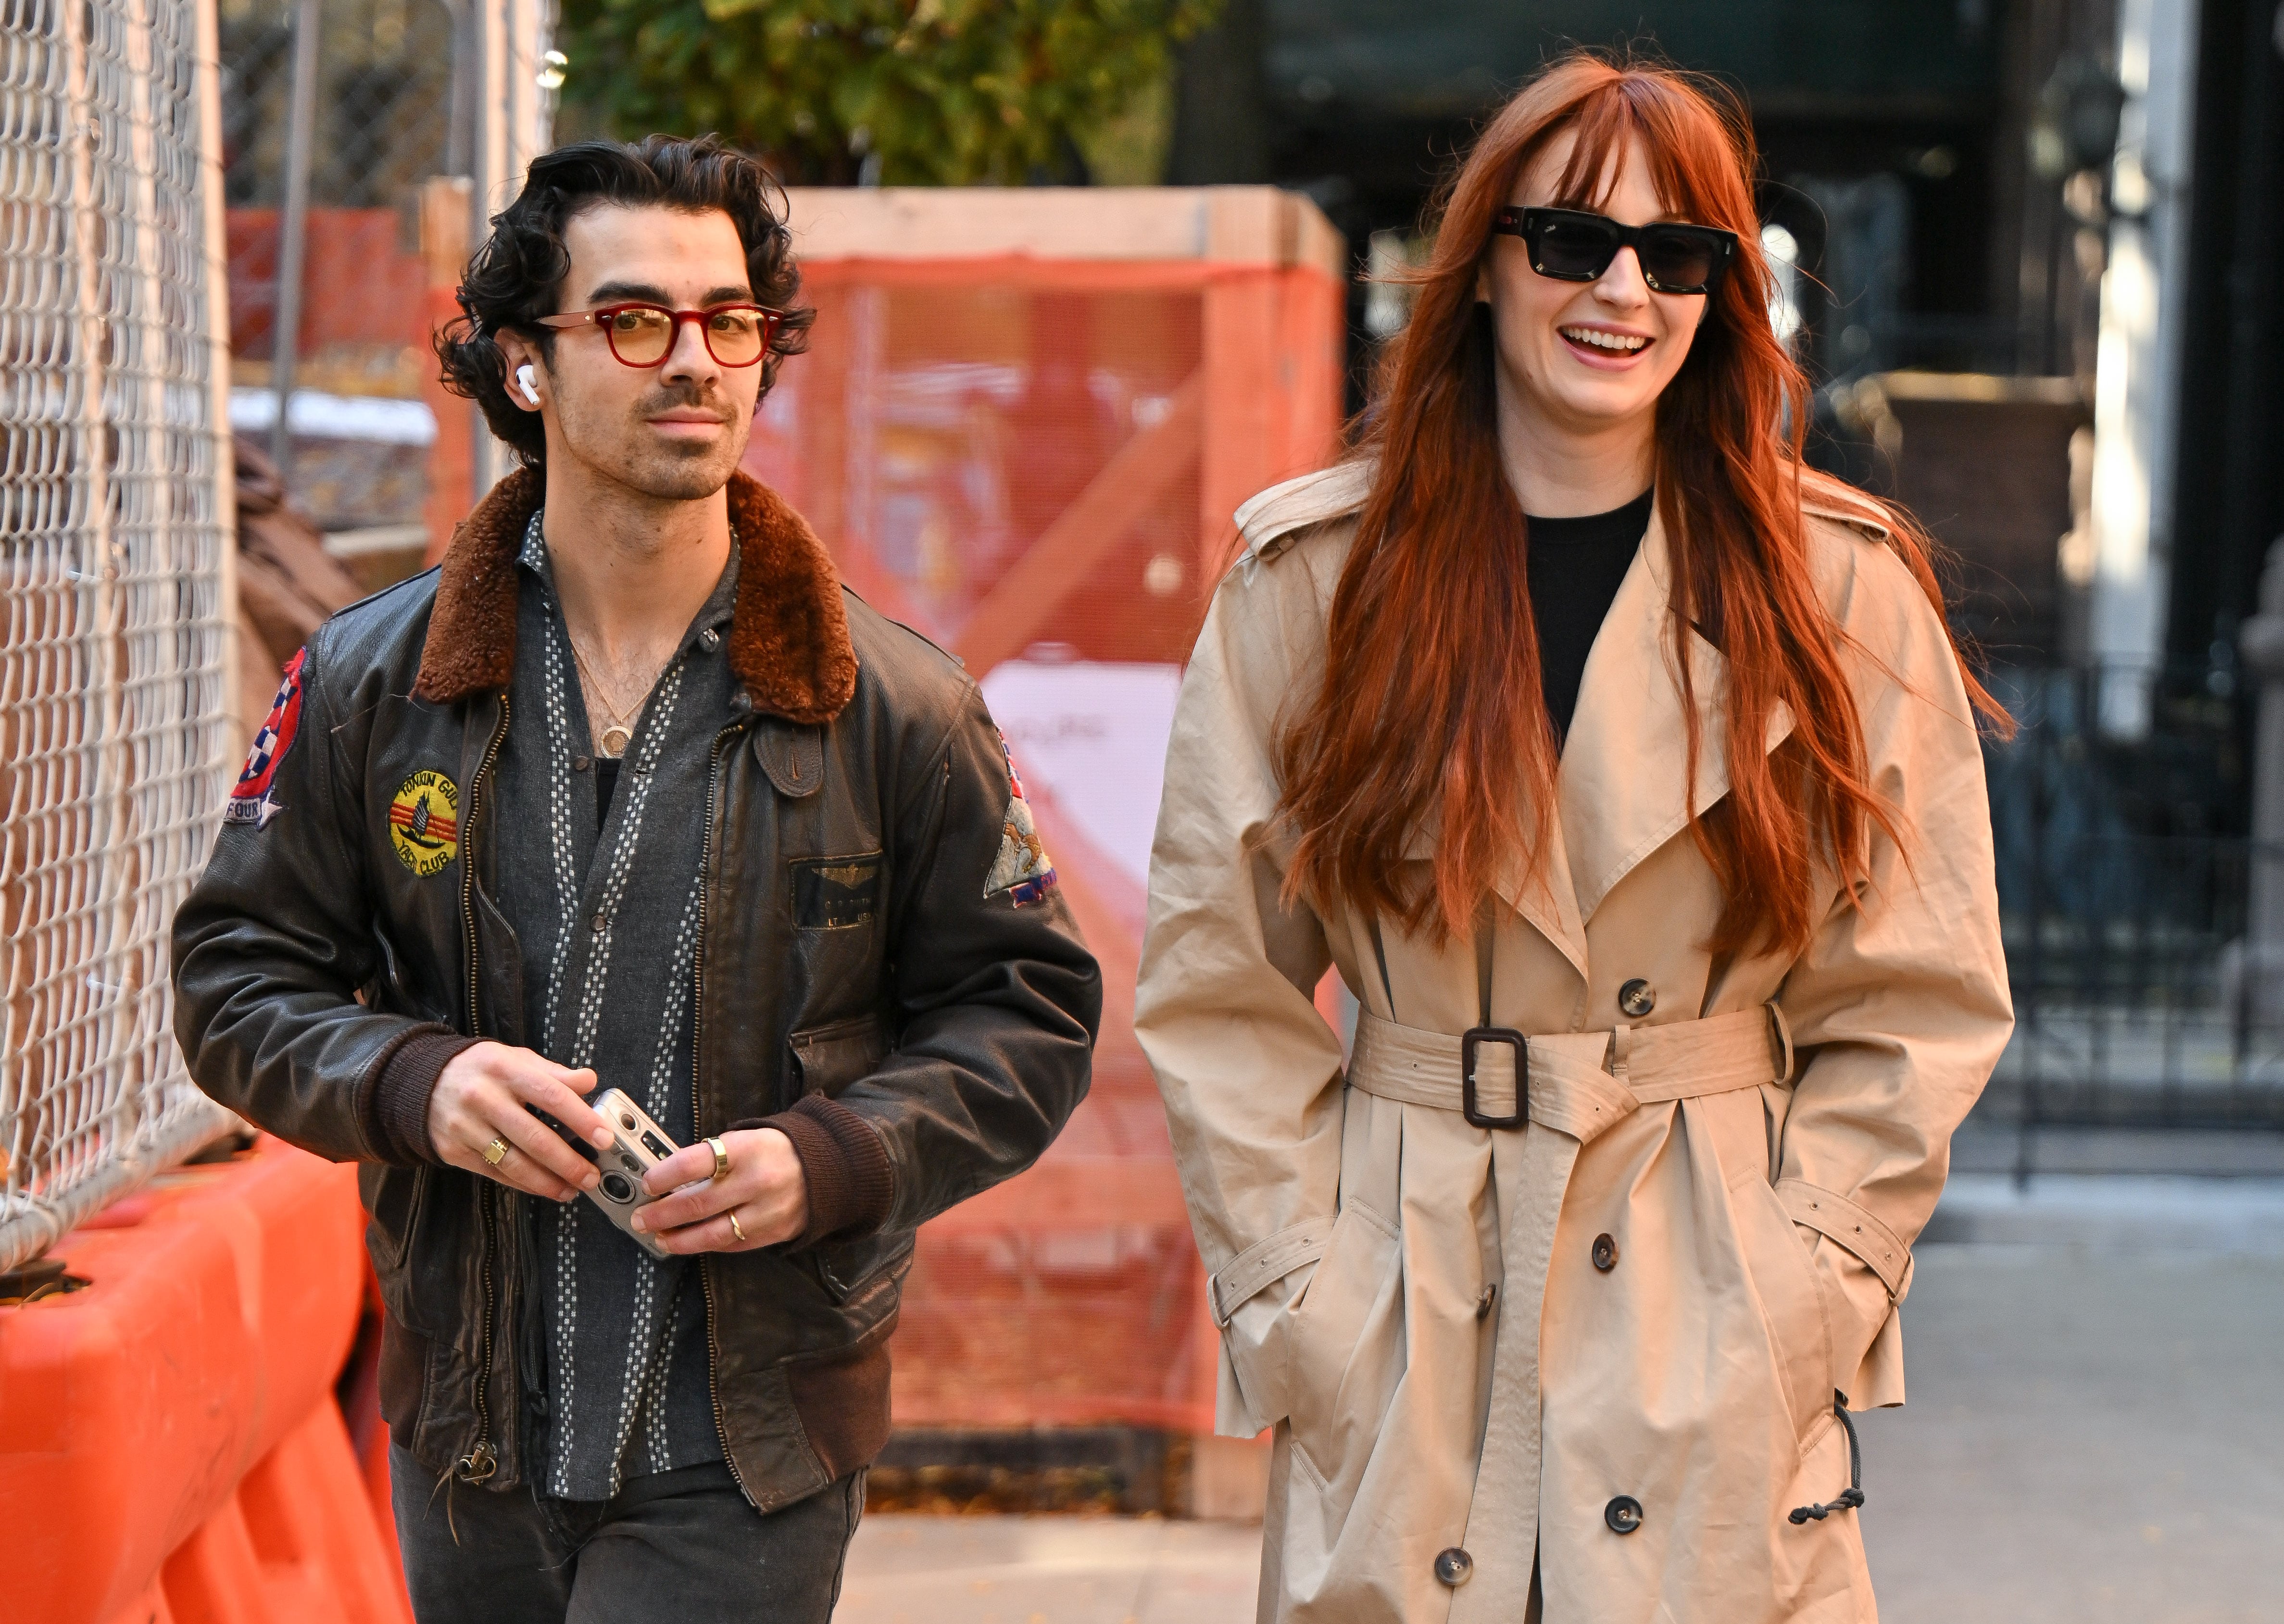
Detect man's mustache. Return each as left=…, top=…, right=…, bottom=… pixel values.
left=634, top=383, right=737, bottom=420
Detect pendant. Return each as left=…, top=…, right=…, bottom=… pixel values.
left=601, top=724, right=631, bottom=757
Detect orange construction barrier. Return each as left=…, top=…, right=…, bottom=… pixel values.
left=0, top=1137, right=409, bottom=1624
left=755, top=187, right=1347, bottom=1470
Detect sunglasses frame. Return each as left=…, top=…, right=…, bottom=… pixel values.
left=532, top=301, right=787, bottom=369
left=1490, top=206, right=1739, bottom=296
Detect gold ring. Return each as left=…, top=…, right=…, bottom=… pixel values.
left=706, top=1135, right=730, bottom=1182
left=727, top=1209, right=747, bottom=1244
left=482, top=1137, right=510, bottom=1166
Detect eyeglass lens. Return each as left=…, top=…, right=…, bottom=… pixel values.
left=1533, top=218, right=1721, bottom=291
left=604, top=306, right=770, bottom=367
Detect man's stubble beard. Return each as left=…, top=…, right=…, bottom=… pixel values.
left=554, top=381, right=753, bottom=503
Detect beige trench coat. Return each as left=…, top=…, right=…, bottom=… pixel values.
left=1134, top=463, right=2012, bottom=1624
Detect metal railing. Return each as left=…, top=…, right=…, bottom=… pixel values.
left=1978, top=659, right=2284, bottom=1145
left=1995, top=837, right=2284, bottom=1126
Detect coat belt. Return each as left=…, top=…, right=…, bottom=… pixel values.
left=1205, top=1002, right=1796, bottom=1327
left=1345, top=1001, right=1794, bottom=1148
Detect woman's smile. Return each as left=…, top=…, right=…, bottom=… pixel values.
left=1558, top=322, right=1655, bottom=368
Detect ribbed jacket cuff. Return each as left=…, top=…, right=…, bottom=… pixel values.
left=754, top=1095, right=895, bottom=1247
left=368, top=1029, right=478, bottom=1165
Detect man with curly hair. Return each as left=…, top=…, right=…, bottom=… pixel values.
left=171, top=136, right=1101, bottom=1621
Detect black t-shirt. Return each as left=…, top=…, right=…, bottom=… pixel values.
left=1527, top=487, right=1654, bottom=743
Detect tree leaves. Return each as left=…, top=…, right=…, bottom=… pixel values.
left=554, top=0, right=1220, bottom=186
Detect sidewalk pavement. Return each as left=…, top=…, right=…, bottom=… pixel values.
left=837, top=1176, right=2284, bottom=1624
left=838, top=1513, right=1259, bottom=1624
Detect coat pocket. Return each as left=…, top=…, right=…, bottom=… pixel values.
left=789, top=1013, right=889, bottom=1100
left=1731, top=1174, right=1838, bottom=1455
left=803, top=1228, right=916, bottom=1308
left=359, top=1162, right=429, bottom=1275
left=1285, top=1197, right=1405, bottom=1496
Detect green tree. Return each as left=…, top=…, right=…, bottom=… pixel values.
left=553, top=0, right=1220, bottom=186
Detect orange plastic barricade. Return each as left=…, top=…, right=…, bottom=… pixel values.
left=0, top=1137, right=408, bottom=1624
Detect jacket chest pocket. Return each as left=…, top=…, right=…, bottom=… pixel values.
left=791, top=853, right=881, bottom=930
left=788, top=852, right=885, bottom=1000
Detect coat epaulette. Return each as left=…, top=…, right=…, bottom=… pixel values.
left=1797, top=469, right=1897, bottom=545
left=1231, top=461, right=1375, bottom=579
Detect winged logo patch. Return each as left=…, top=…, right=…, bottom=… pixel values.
left=983, top=733, right=1056, bottom=907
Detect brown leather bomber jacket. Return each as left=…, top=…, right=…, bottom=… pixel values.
left=170, top=469, right=1102, bottom=1508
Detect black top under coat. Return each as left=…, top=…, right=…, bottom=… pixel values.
left=1525, top=487, right=1654, bottom=744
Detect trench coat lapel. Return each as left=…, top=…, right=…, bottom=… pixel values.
left=1398, top=808, right=1587, bottom=979
left=1559, top=501, right=1796, bottom=925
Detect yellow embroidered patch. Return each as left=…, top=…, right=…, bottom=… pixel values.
left=389, top=768, right=461, bottom=877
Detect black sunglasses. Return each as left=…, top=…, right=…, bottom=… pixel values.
left=1491, top=206, right=1738, bottom=296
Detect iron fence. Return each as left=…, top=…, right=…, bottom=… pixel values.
left=1979, top=659, right=2284, bottom=1139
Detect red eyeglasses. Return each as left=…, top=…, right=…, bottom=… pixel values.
left=533, top=302, right=787, bottom=368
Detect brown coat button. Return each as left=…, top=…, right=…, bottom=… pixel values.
left=1618, top=978, right=1655, bottom=1017
left=1605, top=1495, right=1644, bottom=1534
left=1592, top=1233, right=1619, bottom=1271
left=1433, top=1547, right=1474, bottom=1586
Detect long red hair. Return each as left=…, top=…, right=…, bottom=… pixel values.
left=1276, top=52, right=2005, bottom=956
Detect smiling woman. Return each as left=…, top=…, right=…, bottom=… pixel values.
left=1284, top=53, right=2005, bottom=953
left=1137, top=49, right=2019, bottom=1624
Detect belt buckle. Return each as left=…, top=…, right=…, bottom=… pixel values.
left=1460, top=1025, right=1529, bottom=1129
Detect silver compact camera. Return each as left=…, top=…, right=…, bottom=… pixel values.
left=582, top=1087, right=682, bottom=1259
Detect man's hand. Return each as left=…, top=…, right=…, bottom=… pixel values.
left=632, top=1127, right=809, bottom=1253
left=428, top=1042, right=614, bottom=1202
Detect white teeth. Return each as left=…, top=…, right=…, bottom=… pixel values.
left=1562, top=327, right=1647, bottom=352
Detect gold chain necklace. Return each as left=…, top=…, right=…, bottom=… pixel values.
left=566, top=634, right=667, bottom=758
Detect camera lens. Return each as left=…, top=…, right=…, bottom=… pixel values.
left=599, top=1173, right=634, bottom=1203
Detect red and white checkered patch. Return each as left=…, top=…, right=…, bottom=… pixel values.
left=225, top=647, right=305, bottom=828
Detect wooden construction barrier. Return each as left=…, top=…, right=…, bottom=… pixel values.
left=751, top=187, right=1348, bottom=1482
left=0, top=1137, right=407, bottom=1624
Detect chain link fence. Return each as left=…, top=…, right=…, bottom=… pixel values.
left=0, top=0, right=238, bottom=1276
left=220, top=0, right=453, bottom=211
left=218, top=0, right=454, bottom=536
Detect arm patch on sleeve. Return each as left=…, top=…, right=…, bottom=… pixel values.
left=225, top=647, right=306, bottom=829
left=983, top=732, right=1057, bottom=906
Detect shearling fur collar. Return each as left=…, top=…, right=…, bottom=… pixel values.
left=412, top=467, right=857, bottom=725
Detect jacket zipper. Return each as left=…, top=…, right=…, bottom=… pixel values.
left=456, top=696, right=511, bottom=1486
left=692, top=723, right=757, bottom=1505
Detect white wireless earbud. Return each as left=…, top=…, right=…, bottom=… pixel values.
left=516, top=363, right=540, bottom=405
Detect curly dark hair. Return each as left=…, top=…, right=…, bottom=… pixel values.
left=434, top=134, right=813, bottom=465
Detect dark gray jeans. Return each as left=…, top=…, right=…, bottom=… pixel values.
left=389, top=1445, right=864, bottom=1624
